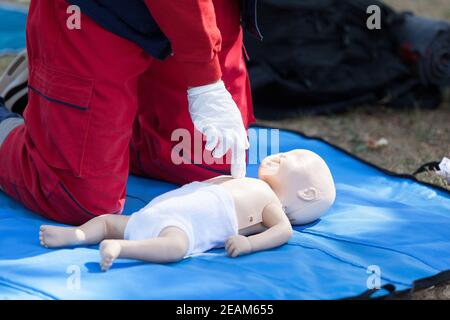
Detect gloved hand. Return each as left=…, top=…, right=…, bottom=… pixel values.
left=188, top=80, right=249, bottom=178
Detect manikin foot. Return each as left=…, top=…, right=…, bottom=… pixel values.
left=39, top=225, right=85, bottom=248
left=99, top=240, right=121, bottom=272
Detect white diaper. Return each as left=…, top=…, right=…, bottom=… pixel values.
left=124, top=182, right=238, bottom=256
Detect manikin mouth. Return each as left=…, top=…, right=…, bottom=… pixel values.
left=260, top=155, right=282, bottom=176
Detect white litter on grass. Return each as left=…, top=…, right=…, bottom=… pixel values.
left=366, top=137, right=389, bottom=150
left=437, top=157, right=450, bottom=183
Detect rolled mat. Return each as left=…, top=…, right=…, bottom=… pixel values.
left=394, top=13, right=450, bottom=87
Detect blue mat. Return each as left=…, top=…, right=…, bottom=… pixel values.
left=0, top=4, right=27, bottom=54
left=0, top=126, right=449, bottom=300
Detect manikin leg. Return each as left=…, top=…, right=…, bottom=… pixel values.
left=39, top=214, right=129, bottom=248
left=99, top=227, right=189, bottom=271
left=40, top=217, right=189, bottom=271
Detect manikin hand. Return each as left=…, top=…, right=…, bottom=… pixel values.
left=225, top=235, right=252, bottom=257
left=188, top=80, right=250, bottom=178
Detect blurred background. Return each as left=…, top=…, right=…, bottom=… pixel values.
left=0, top=0, right=449, bottom=299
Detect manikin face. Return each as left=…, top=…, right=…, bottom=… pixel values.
left=258, top=149, right=336, bottom=225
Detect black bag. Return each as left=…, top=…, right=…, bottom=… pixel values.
left=245, top=0, right=448, bottom=119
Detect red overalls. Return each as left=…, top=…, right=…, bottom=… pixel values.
left=0, top=0, right=255, bottom=225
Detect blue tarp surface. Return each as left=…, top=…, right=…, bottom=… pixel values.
left=0, top=5, right=449, bottom=300
left=0, top=4, right=26, bottom=54
left=0, top=127, right=449, bottom=300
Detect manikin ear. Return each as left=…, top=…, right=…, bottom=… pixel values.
left=297, top=187, right=319, bottom=201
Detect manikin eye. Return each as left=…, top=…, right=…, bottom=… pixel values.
left=266, top=157, right=281, bottom=166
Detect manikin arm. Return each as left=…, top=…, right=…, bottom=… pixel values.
left=226, top=202, right=293, bottom=257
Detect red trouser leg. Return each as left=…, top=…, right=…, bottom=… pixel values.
left=130, top=0, right=256, bottom=184
left=0, top=0, right=151, bottom=225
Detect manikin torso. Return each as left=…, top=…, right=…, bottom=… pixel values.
left=206, top=175, right=281, bottom=236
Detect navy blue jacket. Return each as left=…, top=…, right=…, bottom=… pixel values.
left=67, top=0, right=262, bottom=60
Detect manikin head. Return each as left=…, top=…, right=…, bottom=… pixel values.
left=258, top=149, right=336, bottom=225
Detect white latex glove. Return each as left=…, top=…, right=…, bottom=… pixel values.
left=188, top=80, right=250, bottom=178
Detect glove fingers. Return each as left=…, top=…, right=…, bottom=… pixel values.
left=213, top=134, right=233, bottom=158
left=205, top=136, right=219, bottom=152
left=243, top=134, right=250, bottom=150
left=212, top=136, right=224, bottom=158
left=231, top=163, right=246, bottom=179
left=230, top=137, right=247, bottom=179
left=204, top=128, right=219, bottom=151
left=237, top=127, right=250, bottom=150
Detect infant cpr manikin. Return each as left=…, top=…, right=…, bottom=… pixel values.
left=39, top=149, right=336, bottom=271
